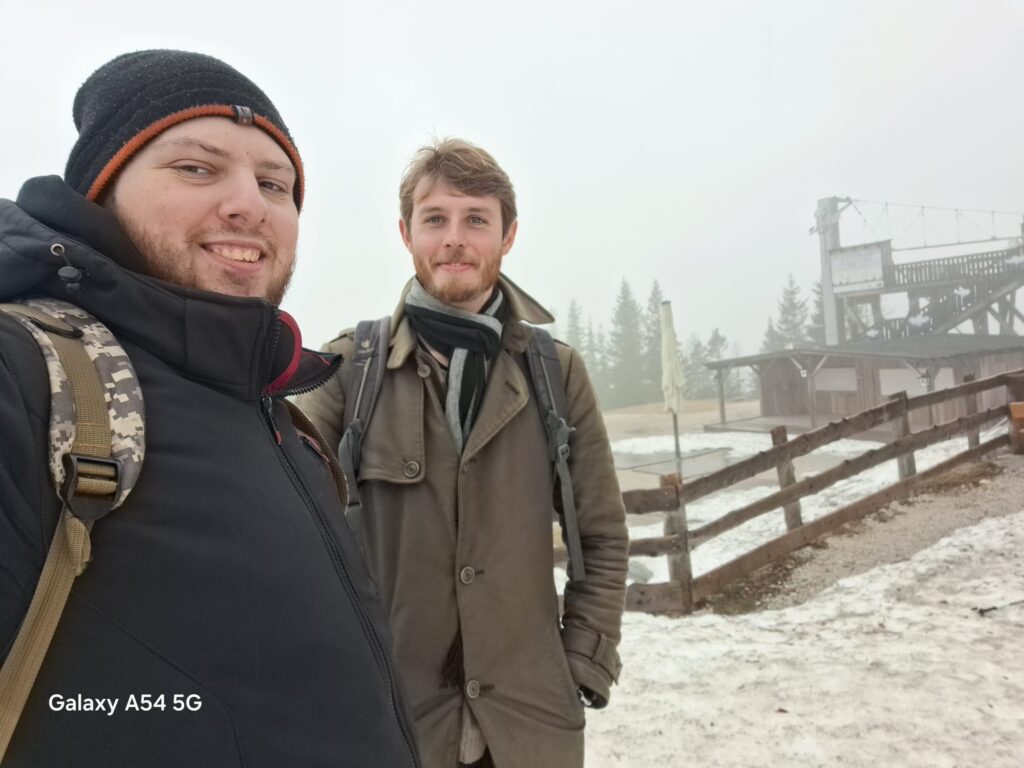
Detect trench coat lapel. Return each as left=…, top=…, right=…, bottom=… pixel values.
left=461, top=348, right=529, bottom=463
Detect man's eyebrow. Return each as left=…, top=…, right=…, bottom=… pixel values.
left=257, top=160, right=296, bottom=177
left=150, top=137, right=231, bottom=159
left=419, top=205, right=495, bottom=214
left=150, top=137, right=295, bottom=176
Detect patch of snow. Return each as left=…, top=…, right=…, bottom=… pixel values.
left=908, top=313, right=930, bottom=328
left=612, top=432, right=875, bottom=461
left=587, top=512, right=1024, bottom=767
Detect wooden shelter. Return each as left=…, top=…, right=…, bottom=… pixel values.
left=707, top=335, right=1024, bottom=431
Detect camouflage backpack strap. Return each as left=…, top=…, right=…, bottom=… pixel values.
left=524, top=326, right=586, bottom=582
left=0, top=297, right=145, bottom=760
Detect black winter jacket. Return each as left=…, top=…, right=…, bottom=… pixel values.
left=0, top=177, right=420, bottom=767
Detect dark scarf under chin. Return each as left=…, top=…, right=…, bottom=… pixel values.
left=404, top=280, right=508, bottom=454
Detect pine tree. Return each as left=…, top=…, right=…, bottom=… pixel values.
left=565, top=300, right=584, bottom=350
left=606, top=279, right=646, bottom=407
left=641, top=281, right=665, bottom=403
left=682, top=333, right=713, bottom=399
left=806, top=280, right=825, bottom=345
left=725, top=341, right=745, bottom=399
left=761, top=317, right=786, bottom=353
left=705, top=327, right=730, bottom=401
left=776, top=273, right=808, bottom=348
left=582, top=318, right=598, bottom=372
left=593, top=323, right=611, bottom=403
left=706, top=328, right=728, bottom=361
left=581, top=318, right=610, bottom=404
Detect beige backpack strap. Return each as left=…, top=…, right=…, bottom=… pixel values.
left=0, top=301, right=137, bottom=759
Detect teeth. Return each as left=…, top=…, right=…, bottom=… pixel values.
left=208, top=244, right=260, bottom=263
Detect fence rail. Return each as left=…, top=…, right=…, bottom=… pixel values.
left=564, top=369, right=1024, bottom=614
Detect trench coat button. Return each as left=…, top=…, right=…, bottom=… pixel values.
left=403, top=460, right=420, bottom=478
left=460, top=566, right=476, bottom=585
left=417, top=364, right=430, bottom=378
left=465, top=679, right=481, bottom=699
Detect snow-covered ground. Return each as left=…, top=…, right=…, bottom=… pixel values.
left=571, top=428, right=1024, bottom=765
left=586, top=510, right=1024, bottom=767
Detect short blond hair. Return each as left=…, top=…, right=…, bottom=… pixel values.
left=400, top=138, right=517, bottom=236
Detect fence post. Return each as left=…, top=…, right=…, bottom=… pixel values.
left=660, top=475, right=694, bottom=613
left=962, top=374, right=979, bottom=449
left=1005, top=375, right=1024, bottom=454
left=888, top=391, right=916, bottom=479
left=770, top=425, right=803, bottom=530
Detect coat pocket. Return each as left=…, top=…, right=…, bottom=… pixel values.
left=545, top=618, right=586, bottom=725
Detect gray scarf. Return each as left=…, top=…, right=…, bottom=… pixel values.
left=405, top=280, right=505, bottom=454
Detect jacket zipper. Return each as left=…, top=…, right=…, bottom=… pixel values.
left=276, top=352, right=342, bottom=398
left=260, top=324, right=420, bottom=767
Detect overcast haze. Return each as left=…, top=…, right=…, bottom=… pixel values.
left=2, top=0, right=1023, bottom=355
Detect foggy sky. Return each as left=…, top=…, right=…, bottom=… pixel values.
left=2, top=0, right=1023, bottom=356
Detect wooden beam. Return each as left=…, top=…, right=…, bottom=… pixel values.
left=629, top=535, right=688, bottom=557
left=663, top=486, right=695, bottom=612
left=889, top=391, right=917, bottom=480
left=625, top=582, right=686, bottom=613
left=688, top=405, right=1006, bottom=548
left=717, top=369, right=726, bottom=425
left=961, top=372, right=980, bottom=448
left=771, top=425, right=803, bottom=530
left=679, top=398, right=909, bottom=505
left=623, top=485, right=679, bottom=514
left=679, top=368, right=1017, bottom=507
left=905, top=368, right=1017, bottom=412
left=689, top=434, right=1010, bottom=604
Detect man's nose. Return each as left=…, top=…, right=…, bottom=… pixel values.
left=218, top=171, right=269, bottom=227
left=443, top=222, right=466, bottom=248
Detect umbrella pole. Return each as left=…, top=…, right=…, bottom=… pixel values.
left=672, top=410, right=682, bottom=481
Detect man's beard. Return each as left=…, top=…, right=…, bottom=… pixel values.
left=112, top=209, right=294, bottom=306
left=417, top=251, right=501, bottom=309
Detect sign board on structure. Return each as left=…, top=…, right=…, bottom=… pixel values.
left=829, top=241, right=891, bottom=294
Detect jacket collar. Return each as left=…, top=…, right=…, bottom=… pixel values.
left=386, top=273, right=554, bottom=369
left=1, top=177, right=335, bottom=402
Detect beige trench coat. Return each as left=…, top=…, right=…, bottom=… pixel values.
left=298, top=276, right=628, bottom=768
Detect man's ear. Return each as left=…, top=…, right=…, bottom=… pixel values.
left=500, top=219, right=518, bottom=256
left=399, top=218, right=413, bottom=253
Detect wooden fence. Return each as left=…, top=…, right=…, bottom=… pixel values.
left=566, top=369, right=1024, bottom=614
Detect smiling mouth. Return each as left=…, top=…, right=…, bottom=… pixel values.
left=204, top=243, right=262, bottom=263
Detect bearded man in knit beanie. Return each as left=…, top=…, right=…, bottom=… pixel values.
left=0, top=50, right=420, bottom=767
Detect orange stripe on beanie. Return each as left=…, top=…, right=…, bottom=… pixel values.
left=66, top=50, right=304, bottom=209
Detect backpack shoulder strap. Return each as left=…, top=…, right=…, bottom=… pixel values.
left=337, top=318, right=390, bottom=541
left=525, top=327, right=586, bottom=581
left=342, top=318, right=391, bottom=450
left=0, top=298, right=145, bottom=760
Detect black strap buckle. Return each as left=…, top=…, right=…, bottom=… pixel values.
left=60, top=454, right=122, bottom=521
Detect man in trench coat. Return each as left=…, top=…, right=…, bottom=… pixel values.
left=298, top=138, right=628, bottom=768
